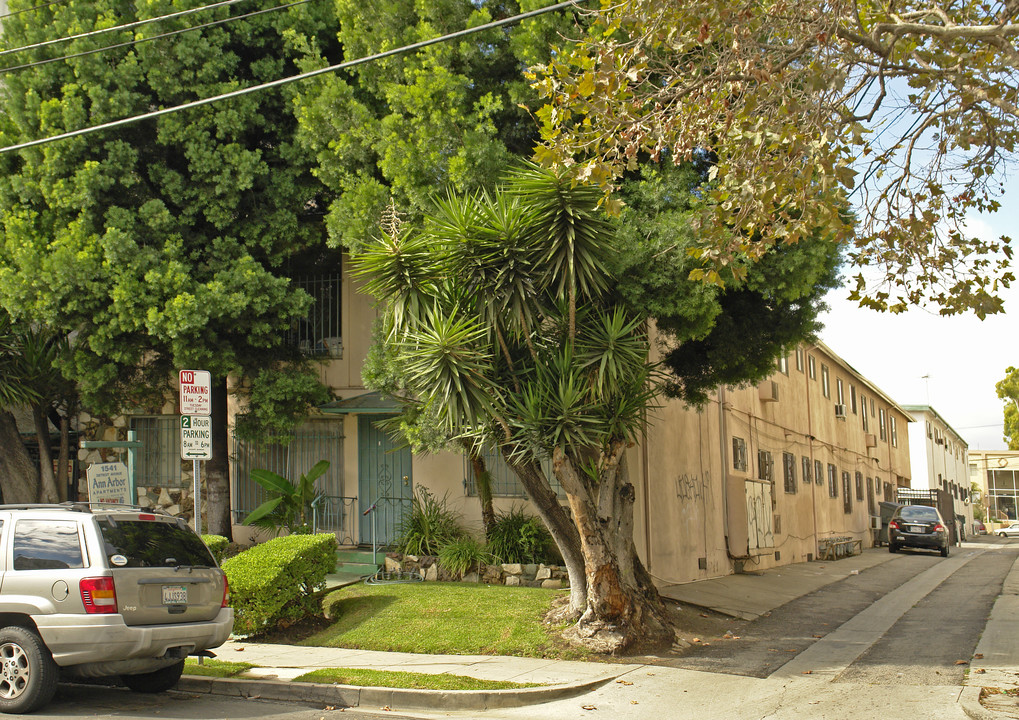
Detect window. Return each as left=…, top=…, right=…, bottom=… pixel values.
left=842, top=471, right=852, bottom=512
left=733, top=437, right=748, bottom=471
left=288, top=273, right=343, bottom=358
left=855, top=471, right=864, bottom=502
left=821, top=365, right=830, bottom=397
left=927, top=421, right=933, bottom=439
left=778, top=355, right=789, bottom=375
left=890, top=416, right=898, bottom=447
left=758, top=450, right=774, bottom=482
left=802, top=456, right=812, bottom=484
left=861, top=397, right=869, bottom=431
left=783, top=452, right=797, bottom=493
left=850, top=386, right=858, bottom=414
left=836, top=378, right=844, bottom=405
left=131, top=416, right=181, bottom=487
left=827, top=464, right=838, bottom=497
left=879, top=408, right=887, bottom=441
left=808, top=355, right=816, bottom=379
left=795, top=348, right=804, bottom=372
left=464, top=446, right=562, bottom=498
left=13, top=520, right=83, bottom=570
left=875, top=476, right=882, bottom=495
left=97, top=518, right=215, bottom=567
left=815, top=459, right=824, bottom=486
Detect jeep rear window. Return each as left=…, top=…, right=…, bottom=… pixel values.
left=97, top=519, right=216, bottom=568
left=13, top=520, right=84, bottom=570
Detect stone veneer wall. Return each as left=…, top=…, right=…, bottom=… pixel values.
left=384, top=553, right=569, bottom=588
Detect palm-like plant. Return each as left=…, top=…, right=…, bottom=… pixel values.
left=355, top=162, right=674, bottom=653
left=243, top=459, right=329, bottom=535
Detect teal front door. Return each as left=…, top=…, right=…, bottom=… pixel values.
left=358, top=415, right=413, bottom=546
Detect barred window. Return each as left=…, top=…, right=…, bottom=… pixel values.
left=802, top=456, right=812, bottom=484
left=783, top=452, right=797, bottom=494
left=815, top=459, right=824, bottom=486
left=131, top=416, right=181, bottom=487
left=758, top=450, right=774, bottom=482
left=464, top=446, right=562, bottom=498
left=842, top=471, right=853, bottom=513
left=855, top=471, right=864, bottom=502
left=288, top=274, right=343, bottom=358
left=828, top=463, right=838, bottom=498
left=733, top=437, right=748, bottom=472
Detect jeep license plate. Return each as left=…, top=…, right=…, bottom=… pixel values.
left=162, top=585, right=187, bottom=605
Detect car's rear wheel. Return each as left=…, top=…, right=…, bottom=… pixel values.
left=0, top=626, right=58, bottom=714
left=999, top=531, right=1007, bottom=537
left=121, top=659, right=185, bottom=694
left=940, top=544, right=950, bottom=557
left=888, top=542, right=898, bottom=553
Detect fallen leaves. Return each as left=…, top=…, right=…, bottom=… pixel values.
left=616, top=680, right=633, bottom=686
left=582, top=705, right=597, bottom=710
left=955, top=660, right=969, bottom=665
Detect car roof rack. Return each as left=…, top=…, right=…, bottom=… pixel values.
left=0, top=502, right=170, bottom=515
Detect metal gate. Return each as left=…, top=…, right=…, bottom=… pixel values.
left=358, top=415, right=413, bottom=547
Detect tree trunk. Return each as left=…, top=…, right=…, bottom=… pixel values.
left=0, top=410, right=39, bottom=503
left=57, top=414, right=70, bottom=502
left=205, top=376, right=233, bottom=539
left=553, top=445, right=674, bottom=655
left=467, top=449, right=496, bottom=538
left=33, top=406, right=60, bottom=503
left=502, top=452, right=587, bottom=621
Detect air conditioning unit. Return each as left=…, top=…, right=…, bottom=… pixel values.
left=870, top=516, right=881, bottom=530
left=759, top=380, right=779, bottom=403
left=834, top=403, right=847, bottom=419
left=865, top=433, right=877, bottom=448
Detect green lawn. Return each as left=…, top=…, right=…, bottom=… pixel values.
left=293, top=668, right=539, bottom=690
left=183, top=658, right=255, bottom=677
left=302, top=581, right=588, bottom=659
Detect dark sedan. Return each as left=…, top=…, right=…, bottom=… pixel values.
left=888, top=505, right=950, bottom=557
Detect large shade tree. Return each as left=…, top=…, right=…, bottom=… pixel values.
left=530, top=0, right=1017, bottom=318
left=356, top=162, right=840, bottom=653
left=0, top=0, right=337, bottom=534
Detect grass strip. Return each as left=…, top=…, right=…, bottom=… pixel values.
left=304, top=581, right=588, bottom=659
left=293, top=667, right=541, bottom=690
left=183, top=658, right=256, bottom=677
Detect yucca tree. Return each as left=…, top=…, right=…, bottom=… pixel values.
left=355, top=163, right=674, bottom=653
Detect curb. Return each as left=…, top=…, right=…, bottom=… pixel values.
left=959, top=686, right=1008, bottom=720
left=178, top=671, right=618, bottom=711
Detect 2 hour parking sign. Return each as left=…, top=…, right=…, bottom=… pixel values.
left=180, top=415, right=212, bottom=460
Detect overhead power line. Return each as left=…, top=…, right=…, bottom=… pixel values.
left=0, top=0, right=253, bottom=58
left=0, top=0, right=582, bottom=156
left=0, top=0, right=315, bottom=76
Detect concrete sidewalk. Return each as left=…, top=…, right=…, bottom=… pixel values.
left=178, top=543, right=1019, bottom=719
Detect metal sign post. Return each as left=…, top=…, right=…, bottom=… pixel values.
left=179, top=369, right=212, bottom=534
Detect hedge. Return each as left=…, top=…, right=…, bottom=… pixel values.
left=201, top=534, right=230, bottom=563
left=221, top=533, right=338, bottom=636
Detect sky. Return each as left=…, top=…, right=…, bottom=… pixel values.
left=818, top=176, right=1019, bottom=452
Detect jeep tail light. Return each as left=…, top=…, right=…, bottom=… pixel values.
left=80, top=577, right=118, bottom=614
left=220, top=573, right=230, bottom=608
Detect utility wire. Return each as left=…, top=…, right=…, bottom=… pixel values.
left=0, top=0, right=67, bottom=20
left=0, top=0, right=314, bottom=76
left=0, top=0, right=253, bottom=58
left=0, top=0, right=581, bottom=155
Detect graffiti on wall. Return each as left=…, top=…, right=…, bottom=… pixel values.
left=676, top=471, right=710, bottom=503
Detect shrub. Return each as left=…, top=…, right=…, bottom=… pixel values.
left=222, top=533, right=338, bottom=636
left=201, top=534, right=230, bottom=563
left=437, top=536, right=493, bottom=579
left=394, top=488, right=467, bottom=557
left=242, top=460, right=329, bottom=536
left=486, top=507, right=560, bottom=565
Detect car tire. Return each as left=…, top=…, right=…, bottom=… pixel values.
left=940, top=544, right=950, bottom=557
left=999, top=532, right=1007, bottom=537
left=888, top=542, right=898, bottom=553
left=121, top=659, right=186, bottom=694
left=0, top=626, right=59, bottom=714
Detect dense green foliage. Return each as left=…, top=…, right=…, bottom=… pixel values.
left=0, top=0, right=336, bottom=430
left=394, top=488, right=467, bottom=557
left=296, top=0, right=573, bottom=251
left=242, top=459, right=330, bottom=536
left=437, top=536, right=493, bottom=579
left=997, top=367, right=1019, bottom=450
left=201, top=534, right=230, bottom=564
left=221, top=533, right=338, bottom=636
left=486, top=507, right=560, bottom=565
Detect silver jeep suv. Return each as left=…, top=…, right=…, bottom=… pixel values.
left=0, top=503, right=233, bottom=713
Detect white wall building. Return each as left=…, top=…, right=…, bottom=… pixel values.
left=902, top=404, right=973, bottom=533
